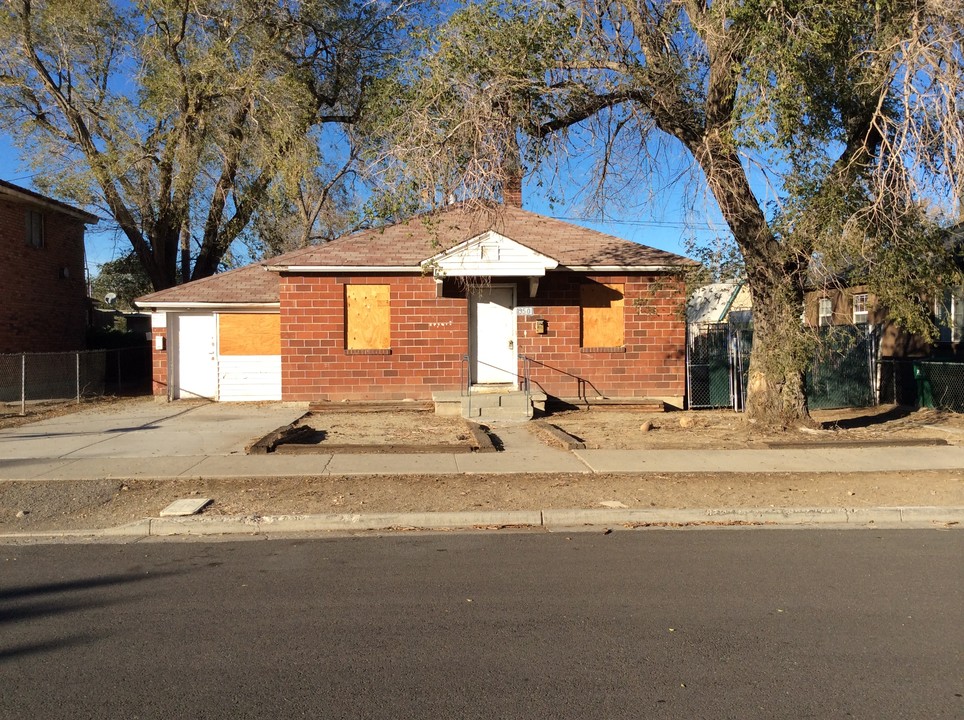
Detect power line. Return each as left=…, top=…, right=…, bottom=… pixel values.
left=5, top=170, right=47, bottom=183
left=549, top=215, right=726, bottom=230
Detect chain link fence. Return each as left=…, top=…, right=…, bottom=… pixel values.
left=805, top=325, right=878, bottom=410
left=0, top=346, right=151, bottom=414
left=879, top=359, right=964, bottom=412
left=688, top=323, right=877, bottom=411
left=686, top=324, right=733, bottom=408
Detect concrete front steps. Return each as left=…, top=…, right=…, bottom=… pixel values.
left=433, top=386, right=547, bottom=422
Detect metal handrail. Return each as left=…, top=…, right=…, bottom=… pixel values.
left=520, top=354, right=531, bottom=409
left=461, top=353, right=532, bottom=417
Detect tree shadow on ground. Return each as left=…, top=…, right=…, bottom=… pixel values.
left=819, top=404, right=915, bottom=430
left=0, top=570, right=182, bottom=664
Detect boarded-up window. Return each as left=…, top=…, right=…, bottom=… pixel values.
left=346, top=285, right=391, bottom=350
left=580, top=283, right=624, bottom=348
left=218, top=314, right=281, bottom=356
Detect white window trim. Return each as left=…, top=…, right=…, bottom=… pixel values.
left=936, top=291, right=963, bottom=343
left=818, top=297, right=832, bottom=327
left=852, top=293, right=868, bottom=325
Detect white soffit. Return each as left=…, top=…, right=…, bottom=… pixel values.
left=422, top=231, right=559, bottom=277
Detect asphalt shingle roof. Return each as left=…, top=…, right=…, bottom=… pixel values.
left=136, top=205, right=693, bottom=306
left=269, top=205, right=691, bottom=269
left=137, top=263, right=278, bottom=305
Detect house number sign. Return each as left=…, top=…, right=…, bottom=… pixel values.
left=516, top=306, right=534, bottom=316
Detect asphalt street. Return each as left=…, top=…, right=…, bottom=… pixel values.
left=1, top=529, right=961, bottom=719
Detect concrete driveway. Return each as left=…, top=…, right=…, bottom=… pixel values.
left=0, top=399, right=304, bottom=461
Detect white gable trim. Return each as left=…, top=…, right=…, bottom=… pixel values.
left=422, top=230, right=558, bottom=277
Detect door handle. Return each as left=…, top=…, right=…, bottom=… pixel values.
left=508, top=340, right=514, bottom=349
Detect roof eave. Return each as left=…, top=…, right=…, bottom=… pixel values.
left=0, top=183, right=99, bottom=223
left=134, top=301, right=280, bottom=312
left=559, top=264, right=687, bottom=272
left=265, top=265, right=423, bottom=273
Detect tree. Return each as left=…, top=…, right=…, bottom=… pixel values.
left=0, top=0, right=413, bottom=291
left=242, top=146, right=360, bottom=259
left=366, top=0, right=964, bottom=426
left=90, top=252, right=155, bottom=312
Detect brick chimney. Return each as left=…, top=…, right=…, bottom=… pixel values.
left=504, top=171, right=522, bottom=208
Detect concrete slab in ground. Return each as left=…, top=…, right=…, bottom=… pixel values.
left=184, top=454, right=334, bottom=478
left=0, top=432, right=114, bottom=460
left=454, top=425, right=590, bottom=474
left=36, top=456, right=207, bottom=480
left=0, top=458, right=77, bottom=481
left=159, top=498, right=212, bottom=517
left=0, top=400, right=306, bottom=461
left=453, top=450, right=588, bottom=473
left=323, top=453, right=461, bottom=475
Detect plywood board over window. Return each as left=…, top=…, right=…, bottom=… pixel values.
left=346, top=285, right=391, bottom=350
left=581, top=283, right=624, bottom=347
left=219, top=314, right=281, bottom=355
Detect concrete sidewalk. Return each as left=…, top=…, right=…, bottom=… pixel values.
left=3, top=423, right=964, bottom=481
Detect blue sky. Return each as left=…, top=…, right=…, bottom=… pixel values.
left=0, top=129, right=733, bottom=278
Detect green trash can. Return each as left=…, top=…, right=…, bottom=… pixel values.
left=912, top=362, right=935, bottom=408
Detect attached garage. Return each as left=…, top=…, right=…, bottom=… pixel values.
left=216, top=313, right=281, bottom=401
left=137, top=264, right=282, bottom=402
left=173, top=313, right=217, bottom=399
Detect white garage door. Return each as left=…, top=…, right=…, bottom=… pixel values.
left=175, top=314, right=218, bottom=399
left=216, top=313, right=281, bottom=401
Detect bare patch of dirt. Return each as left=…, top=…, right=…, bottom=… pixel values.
left=1, top=470, right=961, bottom=534
left=270, top=411, right=480, bottom=452
left=545, top=405, right=964, bottom=450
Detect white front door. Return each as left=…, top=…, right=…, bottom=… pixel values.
left=471, top=285, right=517, bottom=384
left=175, top=314, right=218, bottom=399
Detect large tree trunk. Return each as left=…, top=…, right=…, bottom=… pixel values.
left=692, top=138, right=811, bottom=427
left=742, top=262, right=810, bottom=426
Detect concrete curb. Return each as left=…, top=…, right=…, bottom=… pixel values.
left=148, top=510, right=543, bottom=536
left=1, top=507, right=961, bottom=541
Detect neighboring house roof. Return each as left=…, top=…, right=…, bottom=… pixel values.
left=136, top=205, right=693, bottom=309
left=265, top=205, right=693, bottom=271
left=687, top=282, right=752, bottom=324
left=0, top=179, right=99, bottom=224
left=136, top=263, right=279, bottom=308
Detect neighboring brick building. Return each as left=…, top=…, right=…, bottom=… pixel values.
left=138, top=205, right=693, bottom=408
left=0, top=180, right=98, bottom=353
left=803, top=284, right=964, bottom=360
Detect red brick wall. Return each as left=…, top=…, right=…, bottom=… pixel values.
left=517, top=273, right=687, bottom=401
left=280, top=271, right=687, bottom=403
left=281, top=274, right=468, bottom=401
left=151, top=326, right=168, bottom=397
left=0, top=197, right=89, bottom=353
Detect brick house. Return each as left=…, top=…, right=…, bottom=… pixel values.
left=804, top=284, right=964, bottom=360
left=0, top=180, right=98, bottom=353
left=137, top=205, right=693, bottom=409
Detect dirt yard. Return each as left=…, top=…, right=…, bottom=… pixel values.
left=268, top=410, right=484, bottom=452
left=542, top=405, right=964, bottom=450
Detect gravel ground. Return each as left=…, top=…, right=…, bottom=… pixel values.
left=2, top=469, right=962, bottom=534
